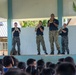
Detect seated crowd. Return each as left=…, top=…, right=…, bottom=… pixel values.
left=0, top=56, right=75, bottom=75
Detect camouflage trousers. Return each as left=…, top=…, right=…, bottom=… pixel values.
left=11, top=37, right=20, bottom=54
left=61, top=36, right=69, bottom=53
left=49, top=30, right=60, bottom=52
left=36, top=35, right=46, bottom=53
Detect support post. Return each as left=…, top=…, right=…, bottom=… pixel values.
left=7, top=0, right=12, bottom=55
left=57, top=0, right=63, bottom=52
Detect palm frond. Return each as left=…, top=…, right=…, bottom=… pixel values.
left=73, top=2, right=76, bottom=12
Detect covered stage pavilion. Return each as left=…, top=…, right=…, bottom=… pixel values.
left=0, top=0, right=76, bottom=63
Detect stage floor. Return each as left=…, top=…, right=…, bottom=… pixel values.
left=0, top=54, right=76, bottom=63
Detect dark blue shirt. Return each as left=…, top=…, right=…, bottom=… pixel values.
left=60, top=28, right=68, bottom=36
left=12, top=27, right=21, bottom=37
left=48, top=19, right=59, bottom=31
left=36, top=26, right=44, bottom=36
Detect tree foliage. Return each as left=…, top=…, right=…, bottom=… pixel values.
left=73, top=2, right=76, bottom=12
left=20, top=20, right=48, bottom=28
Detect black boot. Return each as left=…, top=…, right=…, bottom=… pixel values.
left=61, top=52, right=65, bottom=54
left=44, top=51, right=48, bottom=55
left=37, top=52, right=40, bottom=55
left=67, top=51, right=69, bottom=54
left=18, top=53, right=21, bottom=55
left=50, top=51, right=54, bottom=55
left=58, top=50, right=60, bottom=54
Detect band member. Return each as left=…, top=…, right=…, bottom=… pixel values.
left=59, top=24, right=69, bottom=54
left=11, top=22, right=21, bottom=55
left=48, top=14, right=60, bottom=54
left=35, top=21, right=48, bottom=55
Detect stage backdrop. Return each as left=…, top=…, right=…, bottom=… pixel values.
left=20, top=26, right=76, bottom=55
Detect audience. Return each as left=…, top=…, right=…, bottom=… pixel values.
left=56, top=62, right=76, bottom=75
left=0, top=59, right=3, bottom=65
left=46, top=62, right=52, bottom=68
left=17, top=62, right=26, bottom=71
left=4, top=70, right=19, bottom=75
left=0, top=56, right=76, bottom=75
left=58, top=58, right=65, bottom=62
left=26, top=58, right=36, bottom=67
left=64, top=56, right=75, bottom=65
left=42, top=68, right=54, bottom=75
left=26, top=58, right=36, bottom=74
left=0, top=64, right=3, bottom=75
left=49, top=63, right=56, bottom=70
left=3, top=56, right=14, bottom=73
left=37, top=59, right=45, bottom=75
left=11, top=56, right=19, bottom=68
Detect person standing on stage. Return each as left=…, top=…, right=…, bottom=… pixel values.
left=11, top=22, right=21, bottom=55
left=59, top=24, right=69, bottom=54
left=35, top=21, right=48, bottom=55
left=48, top=13, right=60, bottom=54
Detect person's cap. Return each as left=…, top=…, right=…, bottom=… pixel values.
left=14, top=22, right=17, bottom=24
left=51, top=13, right=55, bottom=17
